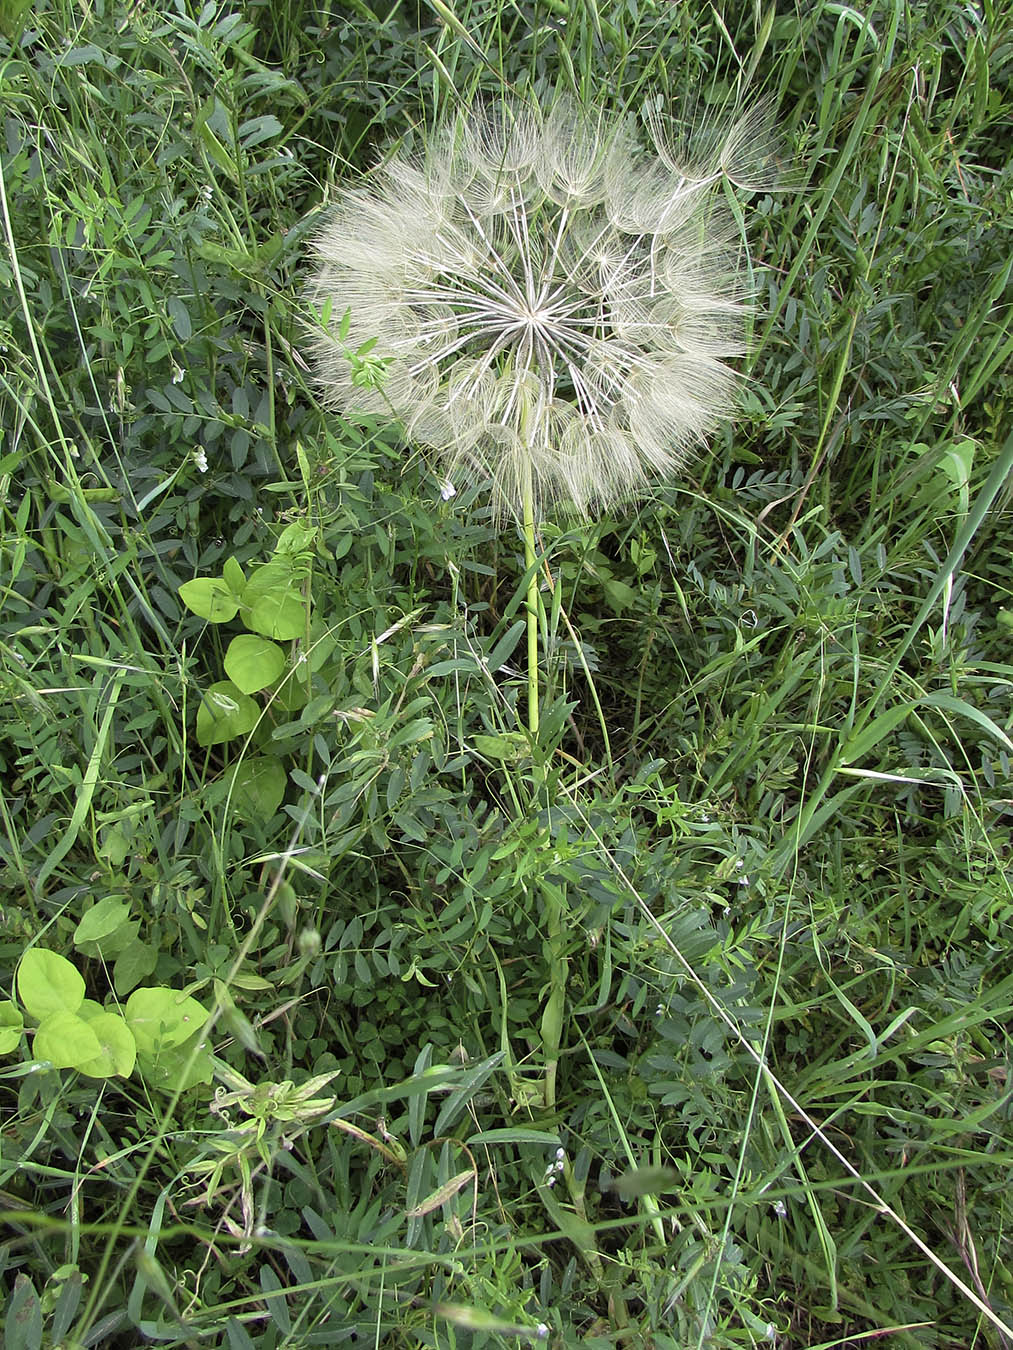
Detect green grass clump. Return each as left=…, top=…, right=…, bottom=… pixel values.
left=1, top=1, right=1012, bottom=1346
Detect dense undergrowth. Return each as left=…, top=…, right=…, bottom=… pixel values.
left=1, top=1, right=1012, bottom=1346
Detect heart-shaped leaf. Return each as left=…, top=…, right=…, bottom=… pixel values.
left=76, top=1011, right=137, bottom=1078
left=33, top=1012, right=102, bottom=1069
left=224, top=635, right=286, bottom=694
left=0, top=1001, right=24, bottom=1054
left=74, top=896, right=131, bottom=950
left=178, top=577, right=240, bottom=623
left=125, top=987, right=209, bottom=1054
left=196, top=680, right=260, bottom=747
left=228, top=755, right=287, bottom=821
left=17, top=949, right=85, bottom=1020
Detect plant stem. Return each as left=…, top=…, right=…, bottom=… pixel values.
left=522, top=452, right=540, bottom=739
left=520, top=444, right=563, bottom=1109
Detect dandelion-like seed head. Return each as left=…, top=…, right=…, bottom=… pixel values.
left=308, top=97, right=773, bottom=520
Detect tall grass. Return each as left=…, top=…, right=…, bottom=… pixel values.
left=1, top=1, right=1012, bottom=1347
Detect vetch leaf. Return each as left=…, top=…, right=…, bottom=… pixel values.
left=5, top=1274, right=43, bottom=1350
left=607, top=1166, right=679, bottom=1199
left=167, top=296, right=192, bottom=341
left=471, top=732, right=529, bottom=762
left=405, top=1168, right=476, bottom=1218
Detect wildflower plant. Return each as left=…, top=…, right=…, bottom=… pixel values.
left=307, top=95, right=775, bottom=735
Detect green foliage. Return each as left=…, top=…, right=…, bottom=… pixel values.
left=1, top=0, right=1012, bottom=1348
left=5, top=946, right=209, bottom=1086
left=180, top=524, right=314, bottom=749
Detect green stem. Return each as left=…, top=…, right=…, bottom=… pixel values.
left=522, top=454, right=539, bottom=739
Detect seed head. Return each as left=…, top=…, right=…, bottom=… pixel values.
left=307, top=98, right=774, bottom=520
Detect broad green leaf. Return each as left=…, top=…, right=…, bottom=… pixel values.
left=603, top=577, right=637, bottom=614
left=33, top=1012, right=102, bottom=1070
left=113, top=939, right=158, bottom=997
left=240, top=558, right=292, bottom=603
left=74, top=896, right=131, bottom=949
left=137, top=1025, right=214, bottom=1092
left=167, top=296, right=192, bottom=341
left=242, top=561, right=308, bottom=640
left=224, top=634, right=286, bottom=694
left=471, top=732, right=529, bottom=762
left=17, top=949, right=85, bottom=1020
left=247, top=590, right=307, bottom=641
left=0, top=1001, right=24, bottom=1054
left=99, top=821, right=131, bottom=867
left=228, top=755, right=286, bottom=821
left=178, top=577, right=240, bottom=623
left=196, top=680, right=260, bottom=747
left=125, top=987, right=209, bottom=1054
left=275, top=521, right=315, bottom=555
left=222, top=555, right=246, bottom=595
left=76, top=919, right=139, bottom=962
left=76, top=1012, right=137, bottom=1078
left=271, top=666, right=311, bottom=713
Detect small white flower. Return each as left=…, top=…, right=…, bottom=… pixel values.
left=172, top=364, right=185, bottom=385
left=773, top=1199, right=787, bottom=1218
left=440, top=478, right=457, bottom=500
left=193, top=446, right=208, bottom=474
left=555, top=1147, right=566, bottom=1160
